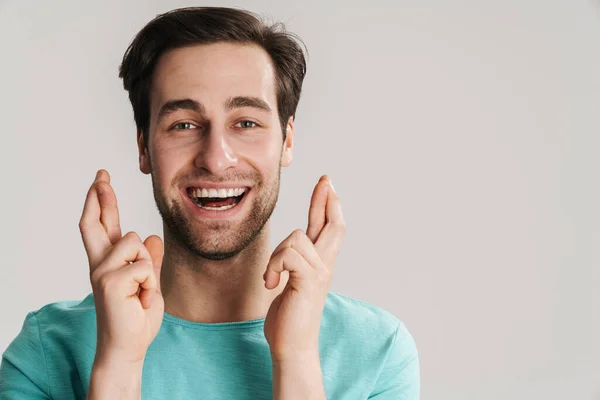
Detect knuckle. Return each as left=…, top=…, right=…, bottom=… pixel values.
left=281, top=247, right=295, bottom=259
left=124, top=231, right=141, bottom=243
left=78, top=219, right=90, bottom=233
left=96, top=273, right=116, bottom=292
left=291, top=228, right=302, bottom=237
left=89, top=269, right=102, bottom=285
left=291, top=229, right=306, bottom=241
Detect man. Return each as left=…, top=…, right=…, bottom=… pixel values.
left=0, top=6, right=419, bottom=399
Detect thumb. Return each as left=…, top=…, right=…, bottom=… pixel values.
left=144, top=235, right=164, bottom=293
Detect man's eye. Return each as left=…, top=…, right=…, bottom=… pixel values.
left=172, top=122, right=198, bottom=130
left=235, top=120, right=257, bottom=129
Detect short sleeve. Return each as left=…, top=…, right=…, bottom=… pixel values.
left=368, top=320, right=420, bottom=399
left=0, top=312, right=51, bottom=399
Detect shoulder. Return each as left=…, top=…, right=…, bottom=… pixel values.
left=3, top=292, right=97, bottom=360
left=322, top=291, right=420, bottom=397
left=323, top=290, right=408, bottom=335
left=322, top=290, right=418, bottom=357
left=1, top=293, right=97, bottom=397
left=26, top=292, right=97, bottom=332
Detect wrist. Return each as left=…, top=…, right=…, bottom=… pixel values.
left=271, top=349, right=320, bottom=365
left=272, top=351, right=322, bottom=377
left=93, top=348, right=146, bottom=370
left=89, top=352, right=145, bottom=400
left=271, top=353, right=325, bottom=400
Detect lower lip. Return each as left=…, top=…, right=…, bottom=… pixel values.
left=182, top=188, right=250, bottom=220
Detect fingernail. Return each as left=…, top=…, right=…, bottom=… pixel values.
left=95, top=170, right=102, bottom=181
left=97, top=184, right=103, bottom=196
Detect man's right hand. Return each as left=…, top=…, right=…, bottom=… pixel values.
left=79, top=169, right=164, bottom=367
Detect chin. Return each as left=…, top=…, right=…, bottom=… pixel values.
left=193, top=249, right=241, bottom=261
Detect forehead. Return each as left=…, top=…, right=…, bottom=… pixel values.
left=150, top=42, right=277, bottom=113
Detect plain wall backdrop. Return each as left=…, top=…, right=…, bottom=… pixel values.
left=1, top=0, right=598, bottom=399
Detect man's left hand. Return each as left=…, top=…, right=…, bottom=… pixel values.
left=263, top=175, right=345, bottom=363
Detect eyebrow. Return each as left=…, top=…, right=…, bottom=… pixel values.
left=156, top=96, right=272, bottom=124
left=225, top=96, right=271, bottom=114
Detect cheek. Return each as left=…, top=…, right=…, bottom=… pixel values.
left=239, top=132, right=282, bottom=158
left=242, top=144, right=281, bottom=177
left=150, top=144, right=190, bottom=187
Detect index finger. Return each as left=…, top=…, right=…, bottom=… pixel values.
left=306, top=175, right=330, bottom=242
left=95, top=170, right=123, bottom=245
left=78, top=170, right=114, bottom=270
left=144, top=235, right=164, bottom=293
left=314, top=179, right=345, bottom=270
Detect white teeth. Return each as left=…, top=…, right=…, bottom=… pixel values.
left=198, top=203, right=236, bottom=211
left=190, top=187, right=246, bottom=198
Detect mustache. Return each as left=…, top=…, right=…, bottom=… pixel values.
left=180, top=170, right=261, bottom=185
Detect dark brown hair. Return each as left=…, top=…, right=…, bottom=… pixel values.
left=118, top=6, right=308, bottom=147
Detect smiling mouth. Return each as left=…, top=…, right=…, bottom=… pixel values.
left=186, top=187, right=248, bottom=211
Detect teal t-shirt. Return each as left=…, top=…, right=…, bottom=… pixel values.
left=0, top=291, right=419, bottom=399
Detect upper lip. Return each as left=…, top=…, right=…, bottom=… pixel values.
left=185, top=183, right=251, bottom=190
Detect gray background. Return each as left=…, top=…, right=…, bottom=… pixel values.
left=1, top=0, right=598, bottom=399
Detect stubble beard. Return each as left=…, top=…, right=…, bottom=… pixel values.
left=151, top=166, right=281, bottom=261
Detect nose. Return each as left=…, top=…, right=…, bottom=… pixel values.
left=194, top=126, right=239, bottom=175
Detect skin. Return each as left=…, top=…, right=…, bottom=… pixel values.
left=83, top=42, right=345, bottom=399
left=141, top=42, right=295, bottom=324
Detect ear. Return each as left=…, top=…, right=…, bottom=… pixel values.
left=280, top=116, right=294, bottom=168
left=137, top=130, right=151, bottom=174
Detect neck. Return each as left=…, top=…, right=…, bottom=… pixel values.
left=159, top=221, right=288, bottom=323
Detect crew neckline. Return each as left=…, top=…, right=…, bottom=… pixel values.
left=162, top=311, right=266, bottom=330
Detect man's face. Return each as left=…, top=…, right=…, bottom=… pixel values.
left=138, top=42, right=294, bottom=260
